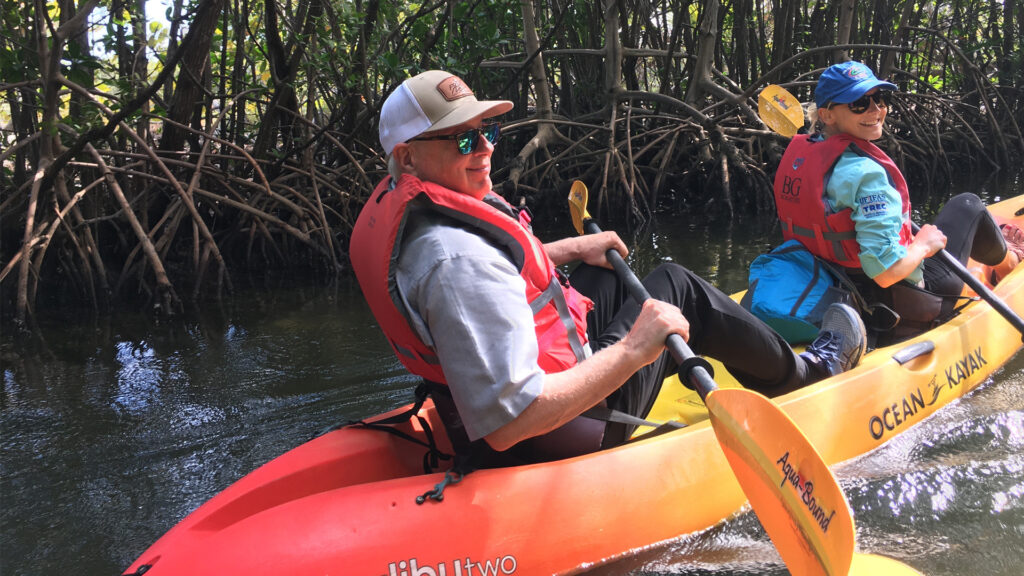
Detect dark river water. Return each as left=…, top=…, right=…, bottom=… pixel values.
left=2, top=185, right=1023, bottom=576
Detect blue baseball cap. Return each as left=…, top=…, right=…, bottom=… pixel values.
left=814, top=61, right=897, bottom=107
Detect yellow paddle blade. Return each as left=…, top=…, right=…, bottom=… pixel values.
left=706, top=388, right=854, bottom=576
left=568, top=180, right=590, bottom=236
left=849, top=553, right=923, bottom=575
left=759, top=84, right=805, bottom=138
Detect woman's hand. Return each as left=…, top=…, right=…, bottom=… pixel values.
left=913, top=224, right=947, bottom=257
left=873, top=224, right=947, bottom=288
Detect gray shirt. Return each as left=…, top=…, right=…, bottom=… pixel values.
left=395, top=209, right=545, bottom=441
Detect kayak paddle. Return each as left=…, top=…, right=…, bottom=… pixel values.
left=758, top=84, right=805, bottom=138
left=569, top=181, right=857, bottom=575
left=758, top=84, right=1024, bottom=341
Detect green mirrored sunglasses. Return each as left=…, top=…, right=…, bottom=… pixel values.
left=412, top=122, right=501, bottom=154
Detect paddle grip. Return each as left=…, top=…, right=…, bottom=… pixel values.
left=583, top=220, right=719, bottom=398
left=912, top=223, right=1024, bottom=340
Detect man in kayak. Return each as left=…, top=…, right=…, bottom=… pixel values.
left=350, top=70, right=867, bottom=466
left=773, top=61, right=1021, bottom=344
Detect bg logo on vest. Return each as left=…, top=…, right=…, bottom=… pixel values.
left=382, top=555, right=518, bottom=576
left=779, top=175, right=801, bottom=201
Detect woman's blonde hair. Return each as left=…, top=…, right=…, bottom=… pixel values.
left=807, top=103, right=823, bottom=134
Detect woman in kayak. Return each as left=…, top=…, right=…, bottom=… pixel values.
left=349, top=70, right=867, bottom=468
left=773, top=60, right=1021, bottom=345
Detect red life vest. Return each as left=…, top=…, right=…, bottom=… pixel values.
left=774, top=133, right=913, bottom=268
left=349, top=175, right=593, bottom=384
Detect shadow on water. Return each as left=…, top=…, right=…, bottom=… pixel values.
left=1, top=182, right=1022, bottom=576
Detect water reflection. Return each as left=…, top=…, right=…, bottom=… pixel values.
left=114, top=340, right=167, bottom=415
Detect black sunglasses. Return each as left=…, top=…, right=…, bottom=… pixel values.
left=411, top=122, right=501, bottom=155
left=829, top=91, right=892, bottom=114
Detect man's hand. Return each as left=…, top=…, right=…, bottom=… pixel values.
left=620, top=299, right=690, bottom=366
left=485, top=297, right=689, bottom=451
left=544, top=231, right=628, bottom=267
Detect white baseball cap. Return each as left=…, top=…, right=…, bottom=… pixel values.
left=379, top=70, right=513, bottom=156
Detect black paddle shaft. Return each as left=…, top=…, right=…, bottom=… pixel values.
left=914, top=223, right=1024, bottom=341
left=583, top=220, right=719, bottom=399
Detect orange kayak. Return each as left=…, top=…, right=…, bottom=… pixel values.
left=123, top=196, right=1024, bottom=576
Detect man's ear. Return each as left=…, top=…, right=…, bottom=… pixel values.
left=391, top=143, right=416, bottom=174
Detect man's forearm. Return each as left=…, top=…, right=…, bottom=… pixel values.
left=483, top=339, right=645, bottom=451
left=543, top=237, right=584, bottom=267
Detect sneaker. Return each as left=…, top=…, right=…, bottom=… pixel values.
left=801, top=303, right=867, bottom=378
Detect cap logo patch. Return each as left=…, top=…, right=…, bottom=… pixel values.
left=436, top=76, right=474, bottom=101
left=845, top=64, right=870, bottom=80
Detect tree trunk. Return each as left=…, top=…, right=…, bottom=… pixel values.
left=16, top=0, right=99, bottom=324
left=160, top=0, right=225, bottom=153
left=733, top=0, right=751, bottom=87
left=685, top=0, right=720, bottom=104
left=835, top=0, right=856, bottom=62
left=770, top=0, right=796, bottom=70
left=602, top=0, right=623, bottom=97
left=508, top=0, right=561, bottom=190
left=163, top=0, right=185, bottom=103
left=881, top=0, right=919, bottom=78
left=131, top=0, right=149, bottom=142
left=1001, top=0, right=1016, bottom=87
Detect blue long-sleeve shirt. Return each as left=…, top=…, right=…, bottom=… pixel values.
left=824, top=149, right=922, bottom=284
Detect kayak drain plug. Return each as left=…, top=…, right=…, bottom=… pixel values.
left=416, top=471, right=463, bottom=504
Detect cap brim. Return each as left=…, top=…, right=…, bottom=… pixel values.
left=426, top=100, right=514, bottom=133
left=830, top=79, right=898, bottom=104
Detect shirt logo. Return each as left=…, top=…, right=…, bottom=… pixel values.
left=859, top=193, right=888, bottom=217
left=791, top=157, right=805, bottom=170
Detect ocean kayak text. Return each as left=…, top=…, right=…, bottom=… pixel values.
left=382, top=555, right=518, bottom=576
left=867, top=346, right=988, bottom=440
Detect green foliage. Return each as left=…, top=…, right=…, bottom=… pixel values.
left=63, top=41, right=101, bottom=89
left=0, top=43, right=34, bottom=83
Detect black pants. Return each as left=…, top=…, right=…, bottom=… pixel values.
left=570, top=262, right=810, bottom=447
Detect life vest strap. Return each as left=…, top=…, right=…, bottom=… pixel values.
left=322, top=382, right=453, bottom=476
left=581, top=405, right=685, bottom=430
left=781, top=220, right=857, bottom=242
